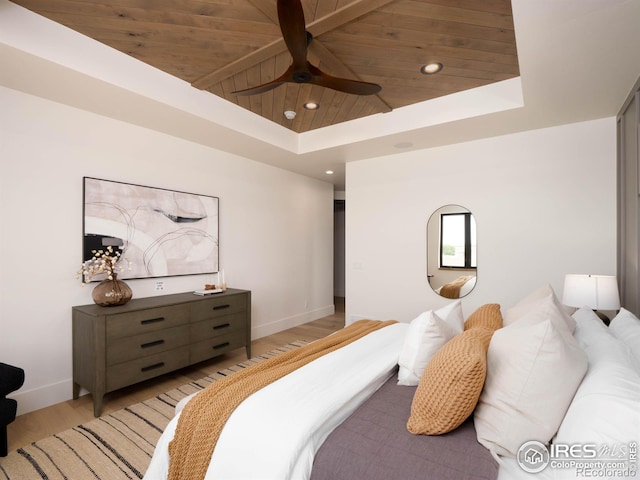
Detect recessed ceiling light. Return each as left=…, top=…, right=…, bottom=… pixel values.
left=421, top=63, right=443, bottom=75
left=325, top=170, right=334, bottom=175
left=304, top=102, right=320, bottom=110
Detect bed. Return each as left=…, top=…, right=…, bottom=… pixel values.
left=144, top=285, right=640, bottom=480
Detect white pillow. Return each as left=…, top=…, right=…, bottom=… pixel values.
left=554, top=308, right=640, bottom=479
left=397, top=300, right=464, bottom=386
left=474, top=304, right=587, bottom=457
left=503, top=284, right=576, bottom=333
left=609, top=307, right=640, bottom=369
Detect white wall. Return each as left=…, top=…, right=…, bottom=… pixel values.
left=0, top=86, right=334, bottom=414
left=346, top=118, right=617, bottom=323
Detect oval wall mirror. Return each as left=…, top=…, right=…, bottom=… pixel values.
left=427, top=205, right=477, bottom=298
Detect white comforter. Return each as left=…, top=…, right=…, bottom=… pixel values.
left=143, top=321, right=409, bottom=480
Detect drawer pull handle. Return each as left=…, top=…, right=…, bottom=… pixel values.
left=213, top=304, right=231, bottom=311
left=213, top=323, right=231, bottom=330
left=141, top=362, right=164, bottom=372
left=213, top=342, right=230, bottom=350
left=141, top=317, right=165, bottom=325
left=141, top=339, right=165, bottom=349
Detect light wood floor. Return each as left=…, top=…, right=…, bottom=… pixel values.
left=6, top=298, right=345, bottom=453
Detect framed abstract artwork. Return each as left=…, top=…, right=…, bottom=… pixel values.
left=83, top=177, right=219, bottom=281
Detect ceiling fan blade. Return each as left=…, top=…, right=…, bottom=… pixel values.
left=277, top=0, right=308, bottom=68
left=232, top=80, right=286, bottom=96
left=232, top=65, right=296, bottom=96
left=308, top=63, right=382, bottom=96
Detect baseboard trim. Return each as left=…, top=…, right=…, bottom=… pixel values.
left=251, top=304, right=335, bottom=339
left=12, top=379, right=71, bottom=416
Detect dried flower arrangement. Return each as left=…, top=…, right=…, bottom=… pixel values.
left=77, top=245, right=131, bottom=283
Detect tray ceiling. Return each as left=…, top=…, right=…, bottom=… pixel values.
left=10, top=0, right=519, bottom=133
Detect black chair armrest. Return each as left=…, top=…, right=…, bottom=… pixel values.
left=0, top=363, right=25, bottom=397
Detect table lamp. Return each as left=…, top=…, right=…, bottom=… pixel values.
left=562, top=274, right=620, bottom=325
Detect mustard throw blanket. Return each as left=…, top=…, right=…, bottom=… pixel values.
left=440, top=275, right=474, bottom=299
left=167, top=319, right=397, bottom=480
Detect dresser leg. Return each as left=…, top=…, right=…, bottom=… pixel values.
left=246, top=344, right=252, bottom=359
left=93, top=392, right=104, bottom=417
left=72, top=382, right=80, bottom=400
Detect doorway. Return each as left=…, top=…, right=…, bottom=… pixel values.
left=334, top=199, right=345, bottom=299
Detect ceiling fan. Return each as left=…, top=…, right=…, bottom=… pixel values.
left=233, top=0, right=382, bottom=97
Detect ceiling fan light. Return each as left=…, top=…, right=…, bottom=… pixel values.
left=421, top=63, right=443, bottom=75
left=304, top=102, right=320, bottom=110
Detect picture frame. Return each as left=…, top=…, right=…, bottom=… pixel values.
left=83, top=177, right=219, bottom=281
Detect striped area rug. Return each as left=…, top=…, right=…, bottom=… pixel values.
left=0, top=340, right=308, bottom=480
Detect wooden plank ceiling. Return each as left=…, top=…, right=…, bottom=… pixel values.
left=11, top=0, right=519, bottom=133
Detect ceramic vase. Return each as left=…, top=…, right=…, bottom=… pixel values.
left=92, top=273, right=133, bottom=306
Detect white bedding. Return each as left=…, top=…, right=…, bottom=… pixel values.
left=143, top=321, right=409, bottom=480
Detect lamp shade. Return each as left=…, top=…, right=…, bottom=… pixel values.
left=562, top=274, right=621, bottom=310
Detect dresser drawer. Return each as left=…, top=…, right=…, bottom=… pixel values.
left=106, top=346, right=190, bottom=392
left=107, top=325, right=189, bottom=366
left=106, top=305, right=189, bottom=340
left=190, top=294, right=246, bottom=322
left=190, top=313, right=246, bottom=341
left=190, top=330, right=247, bottom=364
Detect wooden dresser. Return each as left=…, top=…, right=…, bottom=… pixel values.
left=72, top=289, right=251, bottom=416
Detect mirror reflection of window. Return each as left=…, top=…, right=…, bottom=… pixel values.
left=440, top=212, right=476, bottom=268
left=427, top=205, right=477, bottom=299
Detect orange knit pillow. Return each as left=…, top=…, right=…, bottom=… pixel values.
left=464, top=304, right=503, bottom=332
left=407, top=328, right=493, bottom=435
